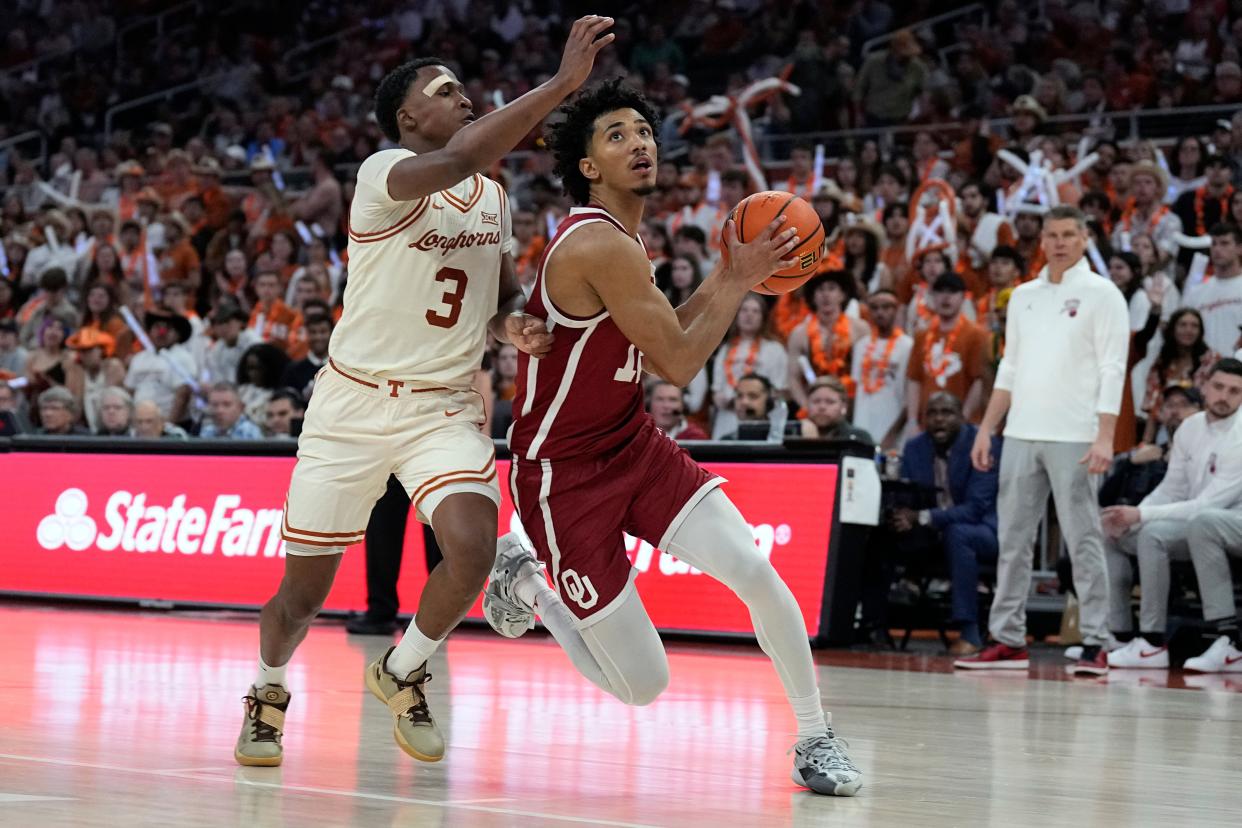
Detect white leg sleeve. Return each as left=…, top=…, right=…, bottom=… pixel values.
left=665, top=489, right=823, bottom=706
left=528, top=579, right=669, bottom=706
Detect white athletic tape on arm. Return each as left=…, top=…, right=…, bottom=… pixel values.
left=422, top=74, right=454, bottom=97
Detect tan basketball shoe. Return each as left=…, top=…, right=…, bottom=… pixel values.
left=235, top=684, right=290, bottom=766
left=365, top=647, right=444, bottom=762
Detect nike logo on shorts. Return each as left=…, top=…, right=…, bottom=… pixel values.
left=444, top=408, right=464, bottom=417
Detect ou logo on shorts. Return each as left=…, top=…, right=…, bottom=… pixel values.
left=560, top=569, right=598, bottom=610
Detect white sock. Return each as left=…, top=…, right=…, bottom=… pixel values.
left=386, top=618, right=444, bottom=677
left=790, top=690, right=829, bottom=739
left=514, top=571, right=551, bottom=610
left=256, top=651, right=288, bottom=689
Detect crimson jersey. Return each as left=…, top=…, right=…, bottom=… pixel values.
left=509, top=207, right=649, bottom=461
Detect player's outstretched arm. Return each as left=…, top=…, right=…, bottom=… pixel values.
left=572, top=217, right=797, bottom=387
left=386, top=16, right=615, bottom=202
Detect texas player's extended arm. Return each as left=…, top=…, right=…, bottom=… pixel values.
left=490, top=253, right=553, bottom=358
left=386, top=16, right=614, bottom=203
left=567, top=218, right=797, bottom=387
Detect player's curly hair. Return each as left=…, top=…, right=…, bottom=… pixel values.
left=549, top=78, right=661, bottom=206
left=374, top=57, right=449, bottom=143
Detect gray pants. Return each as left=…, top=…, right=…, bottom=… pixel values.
left=1105, top=519, right=1189, bottom=635
left=989, top=439, right=1110, bottom=647
left=1188, top=510, right=1242, bottom=624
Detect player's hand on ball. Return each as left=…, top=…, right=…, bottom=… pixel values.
left=555, top=16, right=615, bottom=90
left=505, top=312, right=554, bottom=358
left=721, top=216, right=799, bottom=288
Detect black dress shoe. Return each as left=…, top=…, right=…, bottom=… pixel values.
left=345, top=615, right=399, bottom=635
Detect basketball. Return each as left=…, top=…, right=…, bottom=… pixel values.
left=722, top=191, right=825, bottom=295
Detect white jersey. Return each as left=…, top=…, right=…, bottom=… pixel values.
left=1183, top=274, right=1242, bottom=357
left=333, top=148, right=512, bottom=388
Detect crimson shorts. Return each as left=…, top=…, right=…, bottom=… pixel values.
left=511, top=416, right=721, bottom=625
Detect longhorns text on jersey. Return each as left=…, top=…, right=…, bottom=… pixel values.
left=334, top=148, right=513, bottom=389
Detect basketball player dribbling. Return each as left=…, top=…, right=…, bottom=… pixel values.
left=483, top=80, right=863, bottom=795
left=235, top=16, right=616, bottom=767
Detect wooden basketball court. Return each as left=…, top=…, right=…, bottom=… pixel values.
left=1, top=604, right=1238, bottom=827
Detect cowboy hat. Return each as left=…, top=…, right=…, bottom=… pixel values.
left=1010, top=95, right=1048, bottom=122
left=65, top=328, right=116, bottom=357
left=143, top=308, right=193, bottom=344
left=193, top=157, right=223, bottom=177
left=115, top=160, right=145, bottom=178
left=840, top=212, right=887, bottom=245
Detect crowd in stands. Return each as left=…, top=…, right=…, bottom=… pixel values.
left=1, top=0, right=1241, bottom=662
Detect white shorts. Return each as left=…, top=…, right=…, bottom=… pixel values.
left=281, top=359, right=500, bottom=556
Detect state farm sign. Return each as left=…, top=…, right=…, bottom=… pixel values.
left=38, top=488, right=285, bottom=557
left=2, top=452, right=837, bottom=636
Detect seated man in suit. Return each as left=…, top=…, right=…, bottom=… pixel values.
left=883, top=392, right=1001, bottom=655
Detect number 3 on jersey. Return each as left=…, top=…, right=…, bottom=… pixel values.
left=614, top=344, right=644, bottom=383
left=427, top=267, right=468, bottom=329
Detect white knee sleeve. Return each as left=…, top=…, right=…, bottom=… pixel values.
left=578, top=593, right=670, bottom=706
left=665, top=489, right=820, bottom=702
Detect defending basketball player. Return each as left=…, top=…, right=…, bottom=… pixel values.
left=235, top=17, right=616, bottom=767
left=483, top=80, right=863, bottom=796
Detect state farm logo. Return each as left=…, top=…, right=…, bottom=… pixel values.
left=36, top=488, right=285, bottom=557
left=37, top=489, right=98, bottom=551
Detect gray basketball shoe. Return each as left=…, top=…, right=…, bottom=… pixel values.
left=482, top=532, right=545, bottom=638
left=790, top=719, right=863, bottom=796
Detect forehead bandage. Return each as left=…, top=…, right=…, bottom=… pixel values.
left=422, top=73, right=455, bottom=97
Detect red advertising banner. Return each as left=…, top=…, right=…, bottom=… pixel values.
left=0, top=452, right=837, bottom=636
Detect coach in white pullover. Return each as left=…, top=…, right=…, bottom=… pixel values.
left=1100, top=359, right=1242, bottom=672
left=956, top=205, right=1130, bottom=674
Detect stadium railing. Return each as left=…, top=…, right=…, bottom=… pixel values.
left=861, top=3, right=989, bottom=56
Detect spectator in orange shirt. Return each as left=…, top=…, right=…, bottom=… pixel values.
left=193, top=158, right=233, bottom=231
left=786, top=271, right=870, bottom=412
left=158, top=214, right=202, bottom=294
left=156, top=150, right=199, bottom=212
left=112, top=161, right=146, bottom=222
left=79, top=282, right=134, bottom=358
left=267, top=229, right=300, bottom=287
left=247, top=270, right=302, bottom=354
left=905, top=273, right=990, bottom=429
left=242, top=157, right=292, bottom=246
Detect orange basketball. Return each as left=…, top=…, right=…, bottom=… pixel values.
left=721, top=191, right=825, bottom=295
